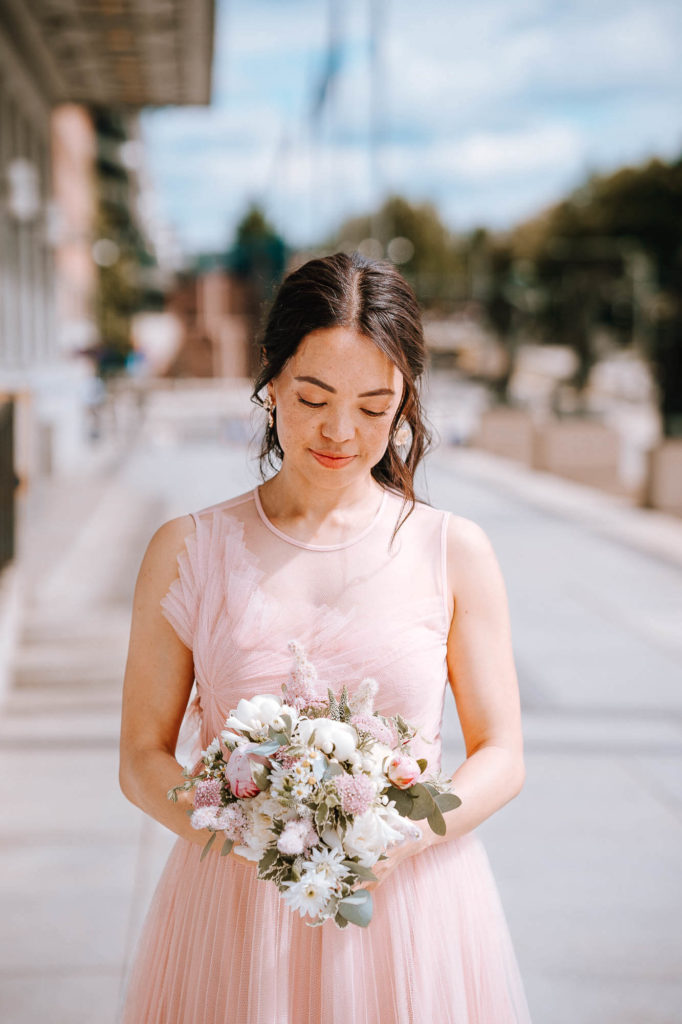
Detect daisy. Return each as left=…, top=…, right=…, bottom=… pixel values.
left=281, top=874, right=333, bottom=919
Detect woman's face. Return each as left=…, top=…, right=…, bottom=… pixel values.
left=267, top=326, right=405, bottom=488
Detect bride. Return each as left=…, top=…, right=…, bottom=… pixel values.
left=118, top=250, right=531, bottom=1022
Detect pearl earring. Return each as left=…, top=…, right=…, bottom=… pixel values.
left=263, top=394, right=275, bottom=429
left=393, top=419, right=410, bottom=447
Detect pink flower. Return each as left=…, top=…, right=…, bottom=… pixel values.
left=215, top=803, right=249, bottom=840
left=351, top=713, right=398, bottom=747
left=275, top=748, right=298, bottom=770
left=386, top=753, right=421, bottom=789
left=283, top=639, right=327, bottom=710
left=193, top=778, right=223, bottom=808
left=334, top=773, right=375, bottom=816
left=224, top=746, right=269, bottom=798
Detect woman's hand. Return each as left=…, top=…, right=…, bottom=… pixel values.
left=177, top=789, right=254, bottom=866
left=363, top=830, right=435, bottom=891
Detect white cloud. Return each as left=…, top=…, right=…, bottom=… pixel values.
left=141, top=0, right=682, bottom=253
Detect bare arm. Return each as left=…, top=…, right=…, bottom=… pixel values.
left=118, top=516, right=225, bottom=857
left=368, top=513, right=525, bottom=884
left=426, top=512, right=526, bottom=845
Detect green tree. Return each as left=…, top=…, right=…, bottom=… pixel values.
left=331, top=195, right=464, bottom=310
left=227, top=203, right=287, bottom=305
left=508, top=156, right=682, bottom=433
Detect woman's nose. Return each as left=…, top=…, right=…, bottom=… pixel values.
left=320, top=408, right=355, bottom=442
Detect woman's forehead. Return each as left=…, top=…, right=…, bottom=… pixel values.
left=288, top=326, right=402, bottom=381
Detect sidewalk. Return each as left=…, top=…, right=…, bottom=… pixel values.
left=0, top=437, right=170, bottom=1024
left=431, top=444, right=682, bottom=570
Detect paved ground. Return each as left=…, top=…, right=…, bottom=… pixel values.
left=0, top=384, right=680, bottom=1024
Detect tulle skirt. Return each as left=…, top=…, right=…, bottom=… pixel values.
left=118, top=830, right=532, bottom=1023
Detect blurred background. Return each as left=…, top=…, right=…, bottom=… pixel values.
left=0, top=1, right=680, bottom=1022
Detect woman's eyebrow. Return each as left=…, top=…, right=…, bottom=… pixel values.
left=294, top=375, right=394, bottom=397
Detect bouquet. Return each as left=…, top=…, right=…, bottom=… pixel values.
left=168, top=640, right=461, bottom=929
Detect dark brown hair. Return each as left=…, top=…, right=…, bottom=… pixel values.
left=250, top=250, right=434, bottom=537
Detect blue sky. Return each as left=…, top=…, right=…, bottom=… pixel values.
left=140, top=0, right=682, bottom=256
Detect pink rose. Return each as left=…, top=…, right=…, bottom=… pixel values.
left=224, top=745, right=269, bottom=798
left=387, top=753, right=421, bottom=789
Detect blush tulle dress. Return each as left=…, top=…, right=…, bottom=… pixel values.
left=119, top=484, right=532, bottom=1023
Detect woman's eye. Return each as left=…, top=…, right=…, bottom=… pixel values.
left=297, top=397, right=325, bottom=408
left=297, top=396, right=387, bottom=417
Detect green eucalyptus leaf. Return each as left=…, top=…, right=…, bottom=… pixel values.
left=427, top=803, right=447, bottom=836
left=406, top=783, right=437, bottom=820
left=221, top=837, right=234, bottom=856
left=267, top=727, right=290, bottom=746
left=253, top=738, right=281, bottom=755
left=323, top=760, right=344, bottom=781
left=338, top=888, right=373, bottom=928
left=200, top=831, right=217, bottom=861
left=435, top=791, right=462, bottom=812
left=416, top=758, right=428, bottom=773
left=385, top=785, right=414, bottom=815
left=334, top=911, right=349, bottom=929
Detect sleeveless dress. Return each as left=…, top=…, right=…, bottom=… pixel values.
left=119, top=484, right=532, bottom=1024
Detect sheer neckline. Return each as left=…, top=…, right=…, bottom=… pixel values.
left=253, top=484, right=388, bottom=551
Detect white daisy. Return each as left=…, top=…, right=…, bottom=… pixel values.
left=302, top=846, right=348, bottom=883
left=281, top=874, right=333, bottom=919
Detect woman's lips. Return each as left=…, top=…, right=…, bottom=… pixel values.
left=310, top=449, right=356, bottom=468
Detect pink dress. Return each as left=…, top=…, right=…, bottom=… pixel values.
left=119, top=485, right=532, bottom=1023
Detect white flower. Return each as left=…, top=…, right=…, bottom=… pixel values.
left=232, top=791, right=276, bottom=861
left=295, top=718, right=358, bottom=761
left=377, top=799, right=422, bottom=841
left=358, top=741, right=393, bottom=781
left=281, top=873, right=333, bottom=919
left=202, top=737, right=221, bottom=757
left=224, top=695, right=298, bottom=737
left=190, top=806, right=220, bottom=830
left=302, top=846, right=348, bottom=883
left=320, top=826, right=345, bottom=853
left=342, top=806, right=406, bottom=867
left=292, top=781, right=313, bottom=801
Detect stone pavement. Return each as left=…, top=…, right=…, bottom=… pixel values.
left=0, top=396, right=680, bottom=1024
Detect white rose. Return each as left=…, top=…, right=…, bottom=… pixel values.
left=359, top=741, right=393, bottom=779
left=342, top=807, right=405, bottom=867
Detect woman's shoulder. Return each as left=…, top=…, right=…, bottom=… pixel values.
left=191, top=487, right=256, bottom=521
left=149, top=487, right=256, bottom=557
left=400, top=491, right=497, bottom=573
left=440, top=508, right=503, bottom=605
left=396, top=490, right=482, bottom=538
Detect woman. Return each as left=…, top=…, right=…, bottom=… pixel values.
left=118, top=251, right=532, bottom=1022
